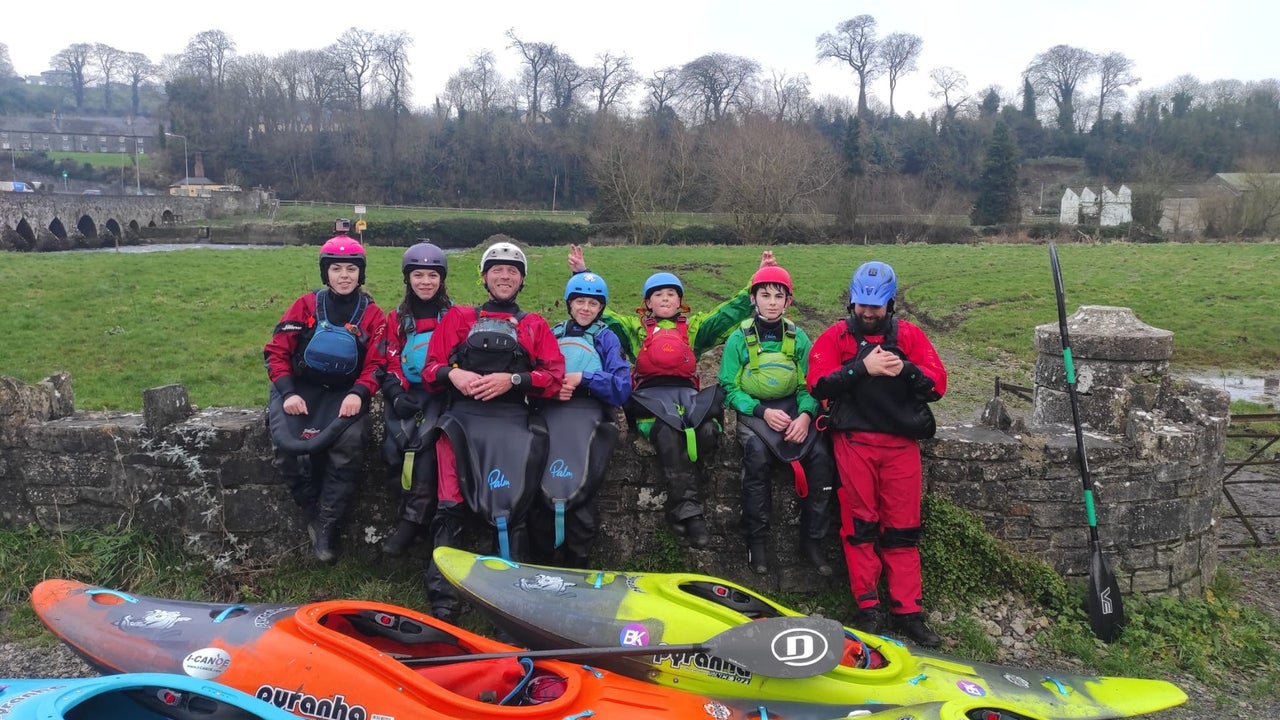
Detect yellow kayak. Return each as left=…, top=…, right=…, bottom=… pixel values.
left=435, top=547, right=1187, bottom=720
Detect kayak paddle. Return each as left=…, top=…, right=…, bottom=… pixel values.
left=1049, top=243, right=1127, bottom=643
left=404, top=614, right=845, bottom=679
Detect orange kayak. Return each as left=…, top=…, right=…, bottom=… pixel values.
left=31, top=578, right=796, bottom=720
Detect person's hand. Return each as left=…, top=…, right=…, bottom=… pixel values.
left=863, top=346, right=903, bottom=377
left=558, top=371, right=583, bottom=401
left=282, top=394, right=308, bottom=415
left=471, top=372, right=516, bottom=401
left=762, top=406, right=792, bottom=432
left=759, top=250, right=777, bottom=269
left=784, top=413, right=811, bottom=444
left=392, top=394, right=423, bottom=418
left=449, top=368, right=483, bottom=395
left=338, top=393, right=363, bottom=417
left=568, top=244, right=587, bottom=273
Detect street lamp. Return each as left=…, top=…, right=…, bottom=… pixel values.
left=165, top=132, right=188, bottom=187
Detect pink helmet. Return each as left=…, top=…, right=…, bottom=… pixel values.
left=319, top=236, right=367, bottom=285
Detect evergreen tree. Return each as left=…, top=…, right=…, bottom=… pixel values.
left=1021, top=79, right=1037, bottom=121
left=971, top=121, right=1020, bottom=225
left=842, top=116, right=864, bottom=177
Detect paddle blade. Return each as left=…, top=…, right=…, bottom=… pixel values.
left=703, top=615, right=845, bottom=679
left=1086, top=543, right=1126, bottom=643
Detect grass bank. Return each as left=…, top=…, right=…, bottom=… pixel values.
left=5, top=242, right=1275, bottom=412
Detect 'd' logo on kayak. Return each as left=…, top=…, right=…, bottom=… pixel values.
left=769, top=627, right=831, bottom=667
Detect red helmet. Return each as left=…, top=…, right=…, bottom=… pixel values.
left=750, top=265, right=793, bottom=296
left=319, top=236, right=367, bottom=285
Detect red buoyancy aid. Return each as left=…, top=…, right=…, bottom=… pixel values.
left=633, top=314, right=698, bottom=387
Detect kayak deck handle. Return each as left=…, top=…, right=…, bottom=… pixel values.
left=213, top=605, right=250, bottom=623
left=85, top=589, right=138, bottom=604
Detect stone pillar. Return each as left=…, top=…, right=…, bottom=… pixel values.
left=1029, top=306, right=1228, bottom=596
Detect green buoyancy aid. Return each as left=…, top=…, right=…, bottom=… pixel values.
left=736, top=317, right=800, bottom=400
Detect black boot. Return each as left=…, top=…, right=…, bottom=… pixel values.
left=382, top=519, right=420, bottom=557
left=851, top=605, right=888, bottom=636
left=683, top=516, right=710, bottom=548
left=891, top=612, right=942, bottom=648
left=308, top=516, right=338, bottom=564
left=747, top=538, right=769, bottom=575
left=801, top=540, right=833, bottom=577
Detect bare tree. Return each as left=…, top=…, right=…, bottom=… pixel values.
left=679, top=52, right=760, bottom=124
left=707, top=118, right=840, bottom=242
left=588, top=115, right=696, bottom=243
left=644, top=66, right=681, bottom=114
left=1024, top=44, right=1096, bottom=132
left=587, top=52, right=639, bottom=115
left=1094, top=51, right=1138, bottom=128
left=1166, top=73, right=1202, bottom=116
left=546, top=49, right=588, bottom=122
left=51, top=43, right=93, bottom=109
left=375, top=31, right=414, bottom=114
left=333, top=27, right=380, bottom=110
left=816, top=14, right=882, bottom=117
left=506, top=29, right=556, bottom=121
left=1203, top=78, right=1245, bottom=110
left=122, top=52, right=155, bottom=116
left=272, top=51, right=306, bottom=131
left=299, top=49, right=343, bottom=130
left=91, top=43, right=125, bottom=111
left=445, top=51, right=507, bottom=118
left=765, top=70, right=812, bottom=123
left=878, top=32, right=922, bottom=117
left=928, top=66, right=969, bottom=122
left=0, top=43, right=15, bottom=79
left=182, top=29, right=236, bottom=89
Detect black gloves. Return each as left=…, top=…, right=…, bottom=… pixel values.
left=392, top=394, right=423, bottom=419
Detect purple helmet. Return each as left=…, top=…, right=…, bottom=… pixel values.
left=402, top=241, right=448, bottom=280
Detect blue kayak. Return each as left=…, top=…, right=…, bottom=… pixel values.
left=0, top=673, right=298, bottom=720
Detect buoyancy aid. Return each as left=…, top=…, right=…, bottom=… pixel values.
left=299, top=289, right=368, bottom=379
left=450, top=307, right=532, bottom=375
left=552, top=320, right=605, bottom=375
left=633, top=314, right=697, bottom=387
left=399, top=310, right=445, bottom=384
left=828, top=317, right=937, bottom=439
left=737, top=317, right=800, bottom=400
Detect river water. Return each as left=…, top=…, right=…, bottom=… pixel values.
left=1183, top=373, right=1280, bottom=405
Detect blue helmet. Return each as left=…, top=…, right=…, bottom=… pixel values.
left=848, top=261, right=897, bottom=307
left=565, top=271, right=608, bottom=305
left=643, top=272, right=683, bottom=299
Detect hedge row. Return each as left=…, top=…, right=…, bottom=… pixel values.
left=299, top=218, right=983, bottom=247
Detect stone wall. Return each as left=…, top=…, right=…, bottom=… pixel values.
left=0, top=306, right=1229, bottom=597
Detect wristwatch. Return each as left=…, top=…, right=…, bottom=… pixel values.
left=510, top=373, right=523, bottom=387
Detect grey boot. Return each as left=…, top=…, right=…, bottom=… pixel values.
left=308, top=508, right=339, bottom=564
left=382, top=519, right=420, bottom=557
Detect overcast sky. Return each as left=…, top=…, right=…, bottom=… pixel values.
left=8, top=0, right=1277, bottom=117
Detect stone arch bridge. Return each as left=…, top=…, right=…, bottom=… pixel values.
left=0, top=191, right=267, bottom=250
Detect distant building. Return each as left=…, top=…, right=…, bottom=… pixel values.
left=169, top=152, right=240, bottom=197
left=1058, top=185, right=1132, bottom=226
left=0, top=113, right=147, bottom=154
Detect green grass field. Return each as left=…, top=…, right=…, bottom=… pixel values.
left=43, top=151, right=155, bottom=169
left=4, top=242, right=1277, bottom=411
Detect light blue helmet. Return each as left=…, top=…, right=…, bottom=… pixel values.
left=848, top=261, right=897, bottom=307
left=642, top=272, right=683, bottom=299
left=565, top=271, right=608, bottom=305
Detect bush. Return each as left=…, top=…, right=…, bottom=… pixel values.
left=664, top=224, right=741, bottom=245
left=1026, top=222, right=1064, bottom=240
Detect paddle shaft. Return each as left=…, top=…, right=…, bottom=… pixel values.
left=1049, top=243, right=1126, bottom=643
left=405, top=640, right=718, bottom=666
left=402, top=614, right=844, bottom=679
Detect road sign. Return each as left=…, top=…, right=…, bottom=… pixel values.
left=354, top=205, right=366, bottom=215
left=356, top=220, right=367, bottom=231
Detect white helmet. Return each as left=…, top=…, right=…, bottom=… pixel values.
left=480, top=241, right=527, bottom=276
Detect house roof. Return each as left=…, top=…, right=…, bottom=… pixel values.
left=1212, top=173, right=1280, bottom=195
left=0, top=114, right=150, bottom=137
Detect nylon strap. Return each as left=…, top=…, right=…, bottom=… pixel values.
left=554, top=501, right=566, bottom=548
left=401, top=450, right=415, bottom=491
